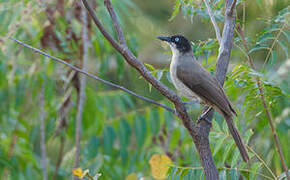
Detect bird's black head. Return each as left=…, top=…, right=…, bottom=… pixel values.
left=157, top=35, right=192, bottom=53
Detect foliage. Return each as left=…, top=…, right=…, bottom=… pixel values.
left=0, top=0, right=289, bottom=179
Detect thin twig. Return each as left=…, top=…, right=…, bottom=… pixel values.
left=237, top=24, right=290, bottom=180
left=74, top=2, right=88, bottom=171
left=53, top=136, right=65, bottom=180
left=8, top=36, right=175, bottom=113
left=40, top=85, right=48, bottom=180
left=229, top=0, right=237, bottom=16
left=203, top=0, right=222, bottom=44
left=262, top=23, right=286, bottom=70
left=246, top=145, right=277, bottom=179
left=104, top=0, right=126, bottom=45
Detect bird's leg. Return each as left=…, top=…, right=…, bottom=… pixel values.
left=197, top=106, right=212, bottom=124
left=182, top=99, right=199, bottom=105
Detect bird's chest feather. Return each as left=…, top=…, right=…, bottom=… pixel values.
left=170, top=56, right=199, bottom=100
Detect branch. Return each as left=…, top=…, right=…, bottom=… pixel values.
left=40, top=85, right=48, bottom=180
left=74, top=2, right=88, bottom=170
left=237, top=24, right=290, bottom=180
left=104, top=0, right=126, bottom=45
left=196, top=0, right=237, bottom=177
left=229, top=0, right=237, bottom=16
left=53, top=136, right=65, bottom=180
left=8, top=36, right=175, bottom=113
left=203, top=0, right=222, bottom=44
left=81, top=0, right=196, bottom=134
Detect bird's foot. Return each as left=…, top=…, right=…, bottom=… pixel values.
left=182, top=100, right=199, bottom=105
left=197, top=106, right=212, bottom=124
left=197, top=114, right=211, bottom=124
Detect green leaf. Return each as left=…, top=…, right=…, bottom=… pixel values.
left=267, top=50, right=277, bottom=69
left=149, top=110, right=160, bottom=135
left=144, top=63, right=155, bottom=71
left=134, top=115, right=147, bottom=148
left=180, top=169, right=189, bottom=179
left=250, top=162, right=262, bottom=180
left=222, top=141, right=234, bottom=163
left=248, top=44, right=269, bottom=54
left=86, top=136, right=100, bottom=159
left=219, top=170, right=227, bottom=180
left=230, top=149, right=240, bottom=166
left=213, top=136, right=228, bottom=155
left=229, top=168, right=239, bottom=180
left=103, top=126, right=115, bottom=155
left=257, top=32, right=275, bottom=44
left=282, top=30, right=290, bottom=41
left=121, top=94, right=134, bottom=108
left=169, top=0, right=181, bottom=21
left=277, top=40, right=288, bottom=59
left=119, top=119, right=131, bottom=150
left=212, top=118, right=221, bottom=132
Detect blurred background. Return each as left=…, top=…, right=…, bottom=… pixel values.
left=0, top=0, right=289, bottom=179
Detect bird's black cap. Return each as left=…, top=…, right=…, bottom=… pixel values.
left=157, top=35, right=192, bottom=53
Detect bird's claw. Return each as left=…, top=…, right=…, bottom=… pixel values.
left=197, top=106, right=212, bottom=124
left=197, top=114, right=211, bottom=124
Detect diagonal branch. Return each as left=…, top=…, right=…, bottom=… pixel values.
left=8, top=36, right=175, bottom=114
left=203, top=0, right=222, bottom=44
left=81, top=0, right=196, bottom=135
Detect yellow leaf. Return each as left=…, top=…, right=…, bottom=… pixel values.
left=125, top=173, right=138, bottom=180
left=73, top=168, right=83, bottom=178
left=72, top=168, right=89, bottom=179
left=149, top=154, right=172, bottom=180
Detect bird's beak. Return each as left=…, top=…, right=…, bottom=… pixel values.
left=157, top=36, right=171, bottom=42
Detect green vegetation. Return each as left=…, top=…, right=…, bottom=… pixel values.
left=0, top=0, right=289, bottom=179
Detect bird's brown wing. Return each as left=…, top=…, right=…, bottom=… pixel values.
left=176, top=58, right=234, bottom=116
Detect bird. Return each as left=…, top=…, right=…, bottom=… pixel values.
left=157, top=35, right=249, bottom=162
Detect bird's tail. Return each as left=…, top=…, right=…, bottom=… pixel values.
left=224, top=114, right=249, bottom=162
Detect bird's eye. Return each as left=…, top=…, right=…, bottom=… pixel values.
left=175, top=37, right=179, bottom=42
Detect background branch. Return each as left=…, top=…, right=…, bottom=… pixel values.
left=203, top=0, right=222, bottom=44
left=104, top=0, right=126, bottom=45
left=74, top=2, right=88, bottom=171
left=7, top=36, right=174, bottom=113
left=40, top=85, right=48, bottom=180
